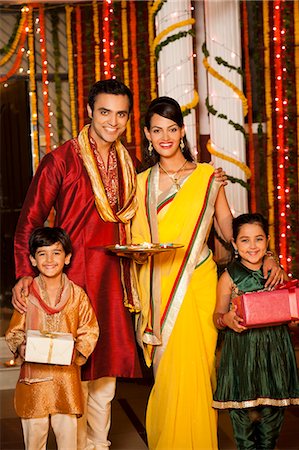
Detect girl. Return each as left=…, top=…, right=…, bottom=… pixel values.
left=213, top=213, right=299, bottom=450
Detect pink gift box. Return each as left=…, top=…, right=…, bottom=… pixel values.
left=232, top=281, right=299, bottom=328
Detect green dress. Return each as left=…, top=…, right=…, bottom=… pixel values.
left=213, top=260, right=299, bottom=409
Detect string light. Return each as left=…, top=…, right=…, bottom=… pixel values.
left=39, top=5, right=51, bottom=153
left=273, top=0, right=288, bottom=270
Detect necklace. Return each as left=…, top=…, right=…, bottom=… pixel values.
left=159, top=159, right=188, bottom=190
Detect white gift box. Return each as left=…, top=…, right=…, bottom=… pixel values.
left=25, top=330, right=74, bottom=365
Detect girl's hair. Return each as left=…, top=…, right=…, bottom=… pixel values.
left=232, top=213, right=269, bottom=241
left=29, top=227, right=72, bottom=257
left=142, top=96, right=194, bottom=169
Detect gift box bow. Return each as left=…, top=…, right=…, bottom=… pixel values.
left=276, top=279, right=298, bottom=319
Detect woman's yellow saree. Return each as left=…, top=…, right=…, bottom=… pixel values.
left=132, top=163, right=220, bottom=449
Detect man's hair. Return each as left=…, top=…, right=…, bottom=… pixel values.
left=88, top=79, right=133, bottom=113
left=29, top=227, right=72, bottom=257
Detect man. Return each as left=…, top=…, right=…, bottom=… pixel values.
left=12, top=79, right=142, bottom=450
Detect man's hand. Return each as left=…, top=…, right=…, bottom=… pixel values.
left=12, top=276, right=33, bottom=313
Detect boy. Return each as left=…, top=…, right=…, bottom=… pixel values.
left=6, top=227, right=99, bottom=450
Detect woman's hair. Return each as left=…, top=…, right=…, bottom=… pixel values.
left=232, top=213, right=269, bottom=241
left=142, top=96, right=194, bottom=169
left=29, top=227, right=72, bottom=257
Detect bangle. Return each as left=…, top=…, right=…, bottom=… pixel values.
left=216, top=313, right=227, bottom=330
left=265, top=251, right=279, bottom=265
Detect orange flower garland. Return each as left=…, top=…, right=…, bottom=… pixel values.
left=273, top=1, right=287, bottom=269
left=263, top=1, right=275, bottom=247
left=76, top=5, right=84, bottom=130
left=129, top=1, right=141, bottom=160
left=0, top=24, right=27, bottom=84
left=27, top=6, right=39, bottom=171
left=93, top=0, right=100, bottom=81
left=0, top=7, right=28, bottom=67
left=242, top=1, right=256, bottom=210
left=39, top=4, right=51, bottom=154
left=121, top=0, right=132, bottom=143
left=148, top=1, right=157, bottom=100
left=65, top=5, right=77, bottom=138
left=103, top=0, right=111, bottom=78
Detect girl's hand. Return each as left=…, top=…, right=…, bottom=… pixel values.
left=223, top=306, right=247, bottom=333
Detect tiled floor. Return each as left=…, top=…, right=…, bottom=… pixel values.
left=1, top=378, right=298, bottom=450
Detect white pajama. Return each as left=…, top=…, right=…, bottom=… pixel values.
left=77, top=377, right=116, bottom=450
left=21, top=413, right=77, bottom=450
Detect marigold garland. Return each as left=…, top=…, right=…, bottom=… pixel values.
left=207, top=139, right=251, bottom=180
left=66, top=5, right=77, bottom=138
left=295, top=0, right=299, bottom=190
left=0, top=23, right=27, bottom=84
left=263, top=0, right=275, bottom=246
left=155, top=29, right=195, bottom=60
left=148, top=1, right=157, bottom=100
left=242, top=0, right=256, bottom=210
left=92, top=0, right=100, bottom=81
left=152, top=18, right=195, bottom=54
left=181, top=90, right=199, bottom=117
left=0, top=7, right=27, bottom=66
left=76, top=5, right=84, bottom=130
left=50, top=11, right=64, bottom=144
left=103, top=0, right=111, bottom=78
left=121, top=0, right=132, bottom=143
left=129, top=1, right=141, bottom=160
left=39, top=4, right=51, bottom=154
left=27, top=6, right=39, bottom=172
left=151, top=0, right=165, bottom=18
left=203, top=55, right=248, bottom=117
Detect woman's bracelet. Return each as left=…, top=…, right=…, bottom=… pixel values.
left=215, top=313, right=227, bottom=330
left=265, top=250, right=280, bottom=265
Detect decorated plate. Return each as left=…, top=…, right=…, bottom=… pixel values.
left=106, top=243, right=184, bottom=254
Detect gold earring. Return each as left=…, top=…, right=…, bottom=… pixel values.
left=180, top=138, right=185, bottom=152
left=148, top=141, right=153, bottom=156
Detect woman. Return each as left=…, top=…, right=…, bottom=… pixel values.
left=131, top=97, right=283, bottom=449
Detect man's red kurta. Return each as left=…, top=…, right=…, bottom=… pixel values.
left=14, top=138, right=142, bottom=381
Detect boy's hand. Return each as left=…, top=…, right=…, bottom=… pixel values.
left=18, top=341, right=26, bottom=360
left=12, top=276, right=33, bottom=313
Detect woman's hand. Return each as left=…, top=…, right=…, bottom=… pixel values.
left=263, top=255, right=285, bottom=288
left=12, top=276, right=33, bottom=313
left=223, top=306, right=247, bottom=333
left=115, top=251, right=149, bottom=264
left=210, top=162, right=228, bottom=186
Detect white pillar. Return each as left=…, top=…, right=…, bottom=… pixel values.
left=203, top=0, right=248, bottom=216
left=155, top=0, right=197, bottom=154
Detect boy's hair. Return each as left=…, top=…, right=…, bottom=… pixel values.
left=232, top=213, right=269, bottom=241
left=29, top=227, right=72, bottom=257
left=88, top=78, right=133, bottom=113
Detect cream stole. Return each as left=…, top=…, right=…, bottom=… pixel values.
left=134, top=163, right=220, bottom=368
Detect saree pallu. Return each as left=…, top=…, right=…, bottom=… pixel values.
left=132, top=163, right=220, bottom=449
